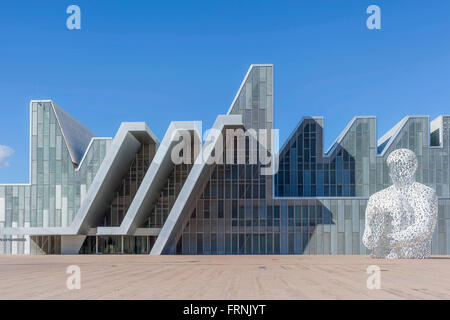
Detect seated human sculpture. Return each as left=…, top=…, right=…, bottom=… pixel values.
left=362, top=148, right=438, bottom=259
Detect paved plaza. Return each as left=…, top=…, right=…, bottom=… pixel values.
left=0, top=255, right=448, bottom=299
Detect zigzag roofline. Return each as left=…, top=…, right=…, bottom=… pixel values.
left=226, top=64, right=274, bottom=116
left=278, top=114, right=450, bottom=161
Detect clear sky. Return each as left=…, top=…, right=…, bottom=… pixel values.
left=1, top=1, right=450, bottom=183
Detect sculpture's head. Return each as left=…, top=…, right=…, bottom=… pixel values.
left=386, top=148, right=417, bottom=187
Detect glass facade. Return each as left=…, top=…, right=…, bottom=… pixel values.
left=28, top=235, right=61, bottom=254
left=0, top=66, right=449, bottom=255
left=175, top=65, right=449, bottom=255
left=1, top=101, right=111, bottom=254
left=275, top=118, right=357, bottom=197
left=146, top=163, right=194, bottom=228
left=99, top=142, right=155, bottom=227
left=79, top=235, right=156, bottom=254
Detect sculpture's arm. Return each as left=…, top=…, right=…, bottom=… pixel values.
left=389, top=192, right=438, bottom=248
left=362, top=197, right=385, bottom=249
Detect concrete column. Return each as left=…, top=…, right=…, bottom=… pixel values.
left=61, top=235, right=86, bottom=254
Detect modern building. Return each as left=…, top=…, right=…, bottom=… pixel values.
left=0, top=64, right=449, bottom=255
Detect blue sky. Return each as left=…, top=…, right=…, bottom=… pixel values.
left=1, top=1, right=450, bottom=183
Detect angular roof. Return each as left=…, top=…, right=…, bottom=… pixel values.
left=51, top=102, right=96, bottom=166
